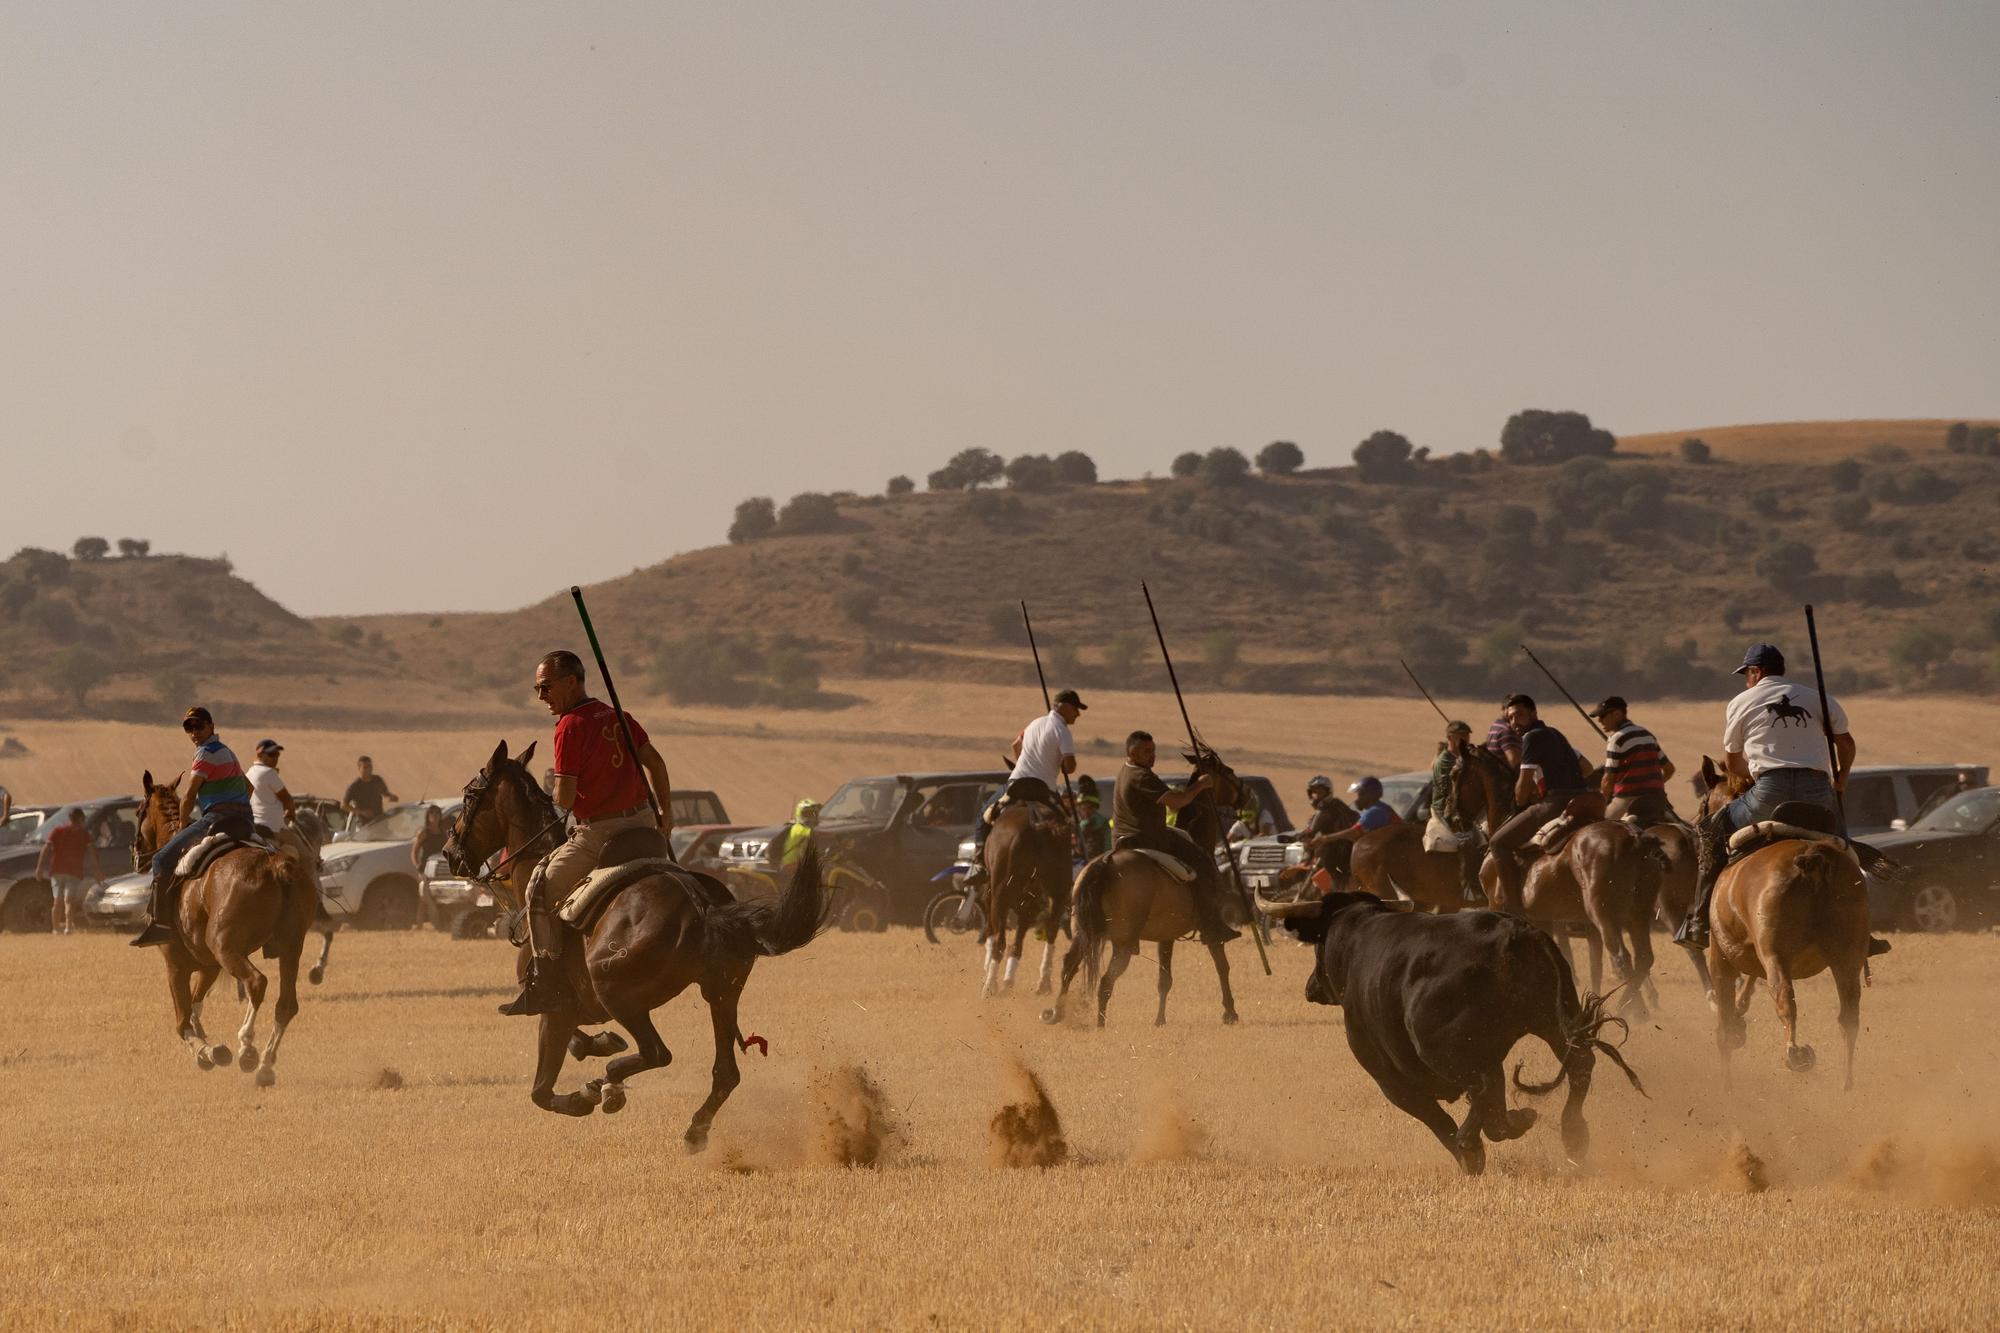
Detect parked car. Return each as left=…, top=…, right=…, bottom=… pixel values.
left=319, top=800, right=463, bottom=929
left=86, top=871, right=153, bottom=929
left=1, top=806, right=54, bottom=848
left=1838, top=765, right=1987, bottom=837
left=0, top=796, right=144, bottom=932
left=1859, top=785, right=2000, bottom=933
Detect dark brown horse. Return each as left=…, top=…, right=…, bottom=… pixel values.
left=1042, top=747, right=1246, bottom=1028
left=134, top=774, right=320, bottom=1086
left=1494, top=817, right=1667, bottom=1018
left=979, top=794, right=1072, bottom=997
left=1348, top=746, right=1514, bottom=911
left=445, top=741, right=830, bottom=1144
left=1691, top=758, right=1870, bottom=1089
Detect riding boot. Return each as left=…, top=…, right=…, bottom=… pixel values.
left=1490, top=853, right=1527, bottom=914
left=1674, top=860, right=1720, bottom=951
left=498, top=892, right=573, bottom=1016
left=1457, top=843, right=1485, bottom=906
left=130, top=876, right=179, bottom=947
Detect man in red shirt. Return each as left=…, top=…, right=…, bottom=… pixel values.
left=36, top=807, right=103, bottom=935
left=500, top=649, right=676, bottom=1017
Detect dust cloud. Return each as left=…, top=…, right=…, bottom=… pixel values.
left=811, top=1063, right=900, bottom=1167
left=989, top=1059, right=1067, bottom=1168
left=1132, top=1084, right=1211, bottom=1164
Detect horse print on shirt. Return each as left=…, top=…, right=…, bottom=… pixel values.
left=1765, top=699, right=1813, bottom=728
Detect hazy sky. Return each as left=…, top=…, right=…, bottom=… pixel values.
left=7, top=3, right=1996, bottom=616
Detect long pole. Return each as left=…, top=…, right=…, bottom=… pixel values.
left=1020, top=602, right=1088, bottom=862
left=570, top=585, right=675, bottom=864
left=1803, top=605, right=1851, bottom=841
left=1519, top=643, right=1607, bottom=738
left=1141, top=582, right=1271, bottom=975
left=1399, top=658, right=1451, bottom=724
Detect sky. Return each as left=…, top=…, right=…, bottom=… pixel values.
left=5, top=2, right=1997, bottom=616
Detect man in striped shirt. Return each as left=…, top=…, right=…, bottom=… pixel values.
left=1591, top=696, right=1677, bottom=825
left=1484, top=712, right=1522, bottom=770
left=132, top=706, right=260, bottom=947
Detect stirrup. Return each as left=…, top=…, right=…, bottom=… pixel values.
left=1672, top=916, right=1708, bottom=950
left=496, top=969, right=567, bottom=1017
left=131, top=920, right=175, bottom=948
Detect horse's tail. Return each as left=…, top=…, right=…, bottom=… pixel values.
left=702, top=842, right=834, bottom=962
left=1512, top=928, right=1646, bottom=1098
left=1793, top=842, right=1851, bottom=949
left=1072, top=854, right=1113, bottom=944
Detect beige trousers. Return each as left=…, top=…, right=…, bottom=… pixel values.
left=535, top=810, right=656, bottom=913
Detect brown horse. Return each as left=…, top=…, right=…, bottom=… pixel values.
left=979, top=794, right=1072, bottom=997
left=1640, top=820, right=1711, bottom=1002
left=1347, top=746, right=1514, bottom=911
left=1042, top=747, right=1245, bottom=1028
left=1691, top=757, right=1870, bottom=1089
left=445, top=741, right=830, bottom=1144
left=134, top=773, right=320, bottom=1086
left=1493, top=818, right=1667, bottom=1018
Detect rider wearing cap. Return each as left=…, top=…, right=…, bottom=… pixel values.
left=1429, top=719, right=1488, bottom=904
left=132, top=707, right=259, bottom=947
left=1299, top=776, right=1357, bottom=875
left=245, top=738, right=297, bottom=838
left=1484, top=693, right=1590, bottom=913
left=1590, top=696, right=1677, bottom=825
left=500, top=649, right=675, bottom=1016
left=1674, top=643, right=1853, bottom=951
left=966, top=688, right=1085, bottom=887
left=1075, top=790, right=1112, bottom=860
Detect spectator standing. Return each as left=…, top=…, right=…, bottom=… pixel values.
left=37, top=807, right=102, bottom=935
left=246, top=739, right=297, bottom=835
left=0, top=781, right=12, bottom=827
left=411, top=805, right=448, bottom=878
left=343, top=755, right=398, bottom=825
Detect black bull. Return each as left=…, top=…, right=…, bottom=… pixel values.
left=1267, top=892, right=1644, bottom=1174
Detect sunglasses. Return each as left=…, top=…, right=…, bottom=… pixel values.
left=532, top=681, right=556, bottom=696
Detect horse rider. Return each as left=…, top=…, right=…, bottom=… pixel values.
left=1347, top=777, right=1401, bottom=832
left=1483, top=707, right=1523, bottom=770
left=1590, top=696, right=1678, bottom=825
left=1429, top=720, right=1489, bottom=904
left=246, top=738, right=301, bottom=841
left=1298, top=776, right=1357, bottom=875
left=132, top=707, right=260, bottom=947
left=965, top=688, right=1086, bottom=889
left=1112, top=730, right=1240, bottom=944
left=774, top=798, right=821, bottom=869
left=500, top=649, right=675, bottom=1017
left=1483, top=693, right=1591, bottom=913
left=1673, top=642, right=1859, bottom=951
left=1075, top=790, right=1112, bottom=860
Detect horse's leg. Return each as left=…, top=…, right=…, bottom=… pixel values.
left=254, top=942, right=302, bottom=1089
left=1585, top=926, right=1605, bottom=995
left=1628, top=910, right=1655, bottom=1018
left=166, top=957, right=215, bottom=1071
left=308, top=927, right=334, bottom=986
left=1153, top=938, right=1174, bottom=1027
left=1003, top=914, right=1029, bottom=989
left=981, top=926, right=1002, bottom=998
left=529, top=1011, right=594, bottom=1116
left=215, top=944, right=269, bottom=1074
left=1709, top=955, right=1744, bottom=1089
left=1764, top=951, right=1813, bottom=1073
left=1035, top=926, right=1057, bottom=997
left=1096, top=942, right=1135, bottom=1028
left=1833, top=960, right=1863, bottom=1092
left=188, top=963, right=230, bottom=1067
left=590, top=1002, right=671, bottom=1118
left=1205, top=937, right=1238, bottom=1025
left=683, top=978, right=744, bottom=1153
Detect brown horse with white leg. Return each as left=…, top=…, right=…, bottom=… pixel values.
left=1348, top=746, right=1514, bottom=910
left=134, top=773, right=319, bottom=1087
left=978, top=796, right=1071, bottom=998
left=445, top=741, right=830, bottom=1145
left=1691, top=757, right=1870, bottom=1089
left=1042, top=747, right=1246, bottom=1028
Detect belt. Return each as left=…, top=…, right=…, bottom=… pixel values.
left=582, top=803, right=648, bottom=825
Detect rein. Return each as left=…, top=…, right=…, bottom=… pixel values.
left=462, top=768, right=567, bottom=887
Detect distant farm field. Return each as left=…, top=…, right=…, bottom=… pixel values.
left=0, top=923, right=1994, bottom=1329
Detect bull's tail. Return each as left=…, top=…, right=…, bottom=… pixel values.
left=1512, top=931, right=1646, bottom=1097
left=702, top=843, right=834, bottom=963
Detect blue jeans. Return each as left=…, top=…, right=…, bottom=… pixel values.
left=151, top=807, right=255, bottom=889
left=1720, top=769, right=1841, bottom=840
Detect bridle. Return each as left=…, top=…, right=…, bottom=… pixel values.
left=451, top=761, right=566, bottom=886
left=133, top=789, right=184, bottom=873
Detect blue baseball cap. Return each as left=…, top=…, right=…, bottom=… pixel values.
left=1734, top=643, right=1785, bottom=675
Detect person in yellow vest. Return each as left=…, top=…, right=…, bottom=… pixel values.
left=774, top=798, right=821, bottom=869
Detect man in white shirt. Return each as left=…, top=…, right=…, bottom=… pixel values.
left=966, top=689, right=1085, bottom=887
left=246, top=738, right=297, bottom=836
left=1675, top=643, right=1853, bottom=949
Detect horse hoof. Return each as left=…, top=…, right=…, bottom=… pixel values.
left=238, top=1047, right=259, bottom=1073
left=1786, top=1044, right=1817, bottom=1073
left=1154, top=1017, right=1167, bottom=1028
left=1039, top=1008, right=1061, bottom=1025
left=254, top=1067, right=276, bottom=1089
left=684, top=1127, right=710, bottom=1154
left=210, top=1045, right=232, bottom=1066
left=581, top=1078, right=605, bottom=1107
left=195, top=1052, right=214, bottom=1071
left=307, top=967, right=324, bottom=986
left=1221, top=1011, right=1240, bottom=1026
left=601, top=1083, right=627, bottom=1114
left=1035, top=982, right=1052, bottom=997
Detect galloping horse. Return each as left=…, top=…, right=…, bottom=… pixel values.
left=1042, top=747, right=1246, bottom=1028
left=979, top=793, right=1072, bottom=998
left=134, top=773, right=320, bottom=1086
left=1691, top=757, right=1870, bottom=1088
left=1495, top=815, right=1668, bottom=1017
left=1347, top=746, right=1514, bottom=910
left=445, top=741, right=830, bottom=1144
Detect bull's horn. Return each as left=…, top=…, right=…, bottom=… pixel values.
left=1253, top=887, right=1319, bottom=919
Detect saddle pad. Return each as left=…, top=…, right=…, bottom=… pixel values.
left=1122, top=848, right=1196, bottom=882
left=557, top=858, right=734, bottom=933
left=1422, top=815, right=1467, bottom=854
left=176, top=830, right=276, bottom=878
left=1526, top=816, right=1574, bottom=856
left=1727, top=821, right=1854, bottom=860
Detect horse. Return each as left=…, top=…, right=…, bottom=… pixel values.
left=1042, top=746, right=1247, bottom=1028
left=1347, top=746, right=1514, bottom=911
left=444, top=740, right=831, bottom=1143
left=1691, top=756, right=1870, bottom=1089
left=1639, top=819, right=1711, bottom=1003
left=978, top=791, right=1072, bottom=998
left=133, top=773, right=320, bottom=1087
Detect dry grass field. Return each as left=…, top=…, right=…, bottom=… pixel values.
left=0, top=920, right=1994, bottom=1330
left=5, top=682, right=1998, bottom=826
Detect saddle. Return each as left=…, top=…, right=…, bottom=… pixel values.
left=985, top=778, right=1063, bottom=826
left=1116, top=847, right=1197, bottom=883
left=174, top=829, right=277, bottom=878
left=1525, top=793, right=1607, bottom=858
left=557, top=856, right=736, bottom=934
left=1725, top=801, right=1854, bottom=866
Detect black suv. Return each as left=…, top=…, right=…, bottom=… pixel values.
left=0, top=796, right=145, bottom=931
left=1859, top=786, right=2000, bottom=932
